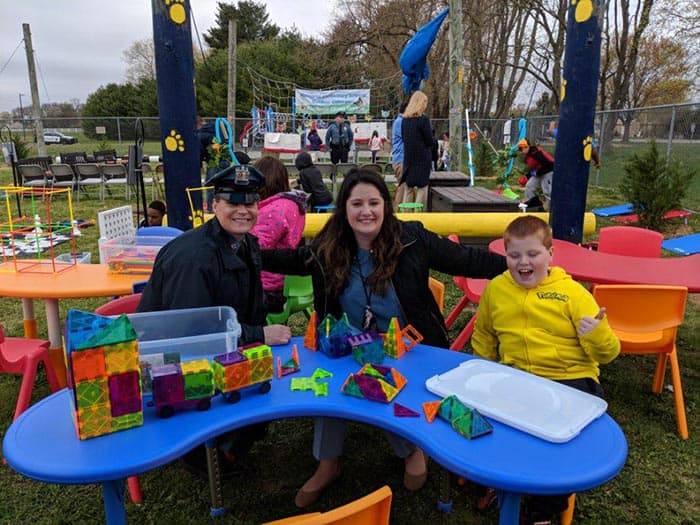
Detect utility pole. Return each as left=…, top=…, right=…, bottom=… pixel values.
left=448, top=0, right=463, bottom=173
left=23, top=23, right=45, bottom=157
left=227, top=20, right=237, bottom=135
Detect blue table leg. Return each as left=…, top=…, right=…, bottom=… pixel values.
left=102, top=480, right=126, bottom=525
left=498, top=491, right=521, bottom=525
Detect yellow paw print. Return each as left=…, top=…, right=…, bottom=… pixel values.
left=164, top=129, right=185, bottom=152
left=164, top=0, right=186, bottom=24
left=572, top=0, right=593, bottom=23
left=560, top=79, right=567, bottom=102
left=582, top=136, right=593, bottom=161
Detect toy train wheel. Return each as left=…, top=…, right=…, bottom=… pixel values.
left=158, top=405, right=175, bottom=418
left=223, top=390, right=241, bottom=404
left=258, top=381, right=271, bottom=394
left=196, top=398, right=211, bottom=411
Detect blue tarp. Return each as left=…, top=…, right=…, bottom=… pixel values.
left=399, top=8, right=449, bottom=93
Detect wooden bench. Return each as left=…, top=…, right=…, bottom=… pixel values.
left=429, top=170, right=470, bottom=187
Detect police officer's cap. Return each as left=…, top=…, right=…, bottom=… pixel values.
left=335, top=111, right=346, bottom=118
left=206, top=161, right=265, bottom=205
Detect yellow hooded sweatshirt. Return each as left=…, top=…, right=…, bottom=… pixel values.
left=472, top=266, right=620, bottom=382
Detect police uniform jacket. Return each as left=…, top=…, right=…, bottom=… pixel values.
left=137, top=217, right=266, bottom=344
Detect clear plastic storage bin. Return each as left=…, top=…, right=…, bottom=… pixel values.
left=99, top=235, right=173, bottom=273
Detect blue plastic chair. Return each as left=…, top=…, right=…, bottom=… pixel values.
left=137, top=226, right=183, bottom=237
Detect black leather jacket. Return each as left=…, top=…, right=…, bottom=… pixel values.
left=262, top=221, right=507, bottom=348
left=138, top=217, right=266, bottom=344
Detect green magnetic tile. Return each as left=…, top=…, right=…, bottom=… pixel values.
left=75, top=379, right=109, bottom=408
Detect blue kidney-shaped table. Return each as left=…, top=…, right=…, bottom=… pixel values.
left=3, top=337, right=627, bottom=525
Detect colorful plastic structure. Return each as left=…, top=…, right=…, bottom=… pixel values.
left=64, top=310, right=143, bottom=440
left=341, top=363, right=407, bottom=403
left=213, top=344, right=273, bottom=403
left=151, top=359, right=215, bottom=417
left=349, top=331, right=385, bottom=365
left=317, top=313, right=360, bottom=358
left=276, top=344, right=301, bottom=378
left=290, top=367, right=333, bottom=397
left=437, top=395, right=493, bottom=439
left=384, top=318, right=423, bottom=359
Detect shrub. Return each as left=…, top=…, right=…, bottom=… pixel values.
left=620, top=140, right=695, bottom=230
left=473, top=141, right=497, bottom=178
left=11, top=136, right=32, bottom=160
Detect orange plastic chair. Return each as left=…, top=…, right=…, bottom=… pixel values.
left=428, top=277, right=445, bottom=314
left=0, top=325, right=60, bottom=421
left=94, top=293, right=144, bottom=503
left=596, top=226, right=663, bottom=257
left=263, top=485, right=392, bottom=525
left=593, top=285, right=689, bottom=439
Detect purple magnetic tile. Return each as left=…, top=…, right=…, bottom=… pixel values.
left=110, top=394, right=142, bottom=417
left=371, top=364, right=391, bottom=376
left=393, top=403, right=420, bottom=417
left=214, top=351, right=246, bottom=365
left=108, top=371, right=141, bottom=401
left=152, top=366, right=184, bottom=404
left=355, top=374, right=388, bottom=402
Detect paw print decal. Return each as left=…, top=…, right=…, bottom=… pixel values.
left=582, top=136, right=593, bottom=161
left=165, top=129, right=185, bottom=152
left=164, top=0, right=186, bottom=24
left=572, top=0, right=593, bottom=23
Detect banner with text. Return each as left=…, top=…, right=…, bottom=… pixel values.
left=295, top=89, right=370, bottom=115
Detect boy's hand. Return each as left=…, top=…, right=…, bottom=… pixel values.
left=264, top=324, right=292, bottom=345
left=578, top=308, right=606, bottom=336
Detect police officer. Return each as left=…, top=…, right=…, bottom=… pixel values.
left=324, top=111, right=354, bottom=164
left=138, top=162, right=292, bottom=475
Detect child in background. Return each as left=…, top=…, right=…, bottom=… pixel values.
left=471, top=215, right=620, bottom=525
left=368, top=130, right=383, bottom=163
left=295, top=151, right=333, bottom=211
left=140, top=200, right=166, bottom=227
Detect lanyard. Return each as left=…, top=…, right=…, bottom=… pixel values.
left=356, top=254, right=377, bottom=331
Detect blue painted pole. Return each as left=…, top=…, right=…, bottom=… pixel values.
left=550, top=1, right=602, bottom=242
left=151, top=0, right=201, bottom=230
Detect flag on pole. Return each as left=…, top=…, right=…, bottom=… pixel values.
left=399, top=8, right=450, bottom=93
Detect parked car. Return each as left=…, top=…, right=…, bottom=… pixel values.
left=40, top=131, right=77, bottom=144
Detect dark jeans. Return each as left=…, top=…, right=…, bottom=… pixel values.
left=330, top=146, right=348, bottom=164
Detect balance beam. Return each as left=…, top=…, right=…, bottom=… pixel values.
left=303, top=212, right=596, bottom=238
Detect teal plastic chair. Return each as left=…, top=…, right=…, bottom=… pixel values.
left=266, top=275, right=314, bottom=325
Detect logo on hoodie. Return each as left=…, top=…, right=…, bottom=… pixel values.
left=536, top=291, right=569, bottom=302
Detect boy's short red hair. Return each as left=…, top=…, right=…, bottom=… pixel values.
left=504, top=216, right=553, bottom=249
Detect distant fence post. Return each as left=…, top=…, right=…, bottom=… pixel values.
left=666, top=104, right=677, bottom=163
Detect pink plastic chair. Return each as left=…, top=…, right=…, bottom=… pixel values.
left=0, top=325, right=61, bottom=421
left=596, top=226, right=663, bottom=257
left=95, top=293, right=143, bottom=504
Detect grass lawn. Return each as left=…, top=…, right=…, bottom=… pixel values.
left=0, top=141, right=697, bottom=524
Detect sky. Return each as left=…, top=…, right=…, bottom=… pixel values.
left=0, top=0, right=334, bottom=114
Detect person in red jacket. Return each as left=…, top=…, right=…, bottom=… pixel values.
left=518, top=139, right=554, bottom=208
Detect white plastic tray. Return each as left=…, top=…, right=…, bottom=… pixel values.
left=425, top=359, right=607, bottom=443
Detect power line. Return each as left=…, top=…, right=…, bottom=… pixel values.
left=0, top=39, right=24, bottom=77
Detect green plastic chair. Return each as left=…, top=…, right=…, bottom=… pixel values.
left=266, top=275, right=314, bottom=325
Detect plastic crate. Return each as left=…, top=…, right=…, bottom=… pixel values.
left=99, top=235, right=172, bottom=273
left=55, top=251, right=92, bottom=264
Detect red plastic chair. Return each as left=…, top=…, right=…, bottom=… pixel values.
left=596, top=226, right=663, bottom=257
left=95, top=293, right=143, bottom=504
left=0, top=325, right=61, bottom=421
left=444, top=234, right=490, bottom=351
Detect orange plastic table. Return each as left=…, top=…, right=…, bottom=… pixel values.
left=489, top=238, right=700, bottom=293
left=0, top=261, right=147, bottom=387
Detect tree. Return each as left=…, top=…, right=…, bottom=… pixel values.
left=82, top=80, right=158, bottom=139
left=204, top=1, right=280, bottom=50
left=122, top=38, right=156, bottom=83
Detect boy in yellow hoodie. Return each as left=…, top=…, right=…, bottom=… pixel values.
left=471, top=215, right=620, bottom=524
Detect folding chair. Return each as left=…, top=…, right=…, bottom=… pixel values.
left=18, top=164, right=50, bottom=189
left=73, top=163, right=103, bottom=201
left=48, top=163, right=76, bottom=192
left=100, top=163, right=129, bottom=199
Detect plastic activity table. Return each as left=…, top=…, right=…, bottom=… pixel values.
left=4, top=338, right=627, bottom=525
left=0, top=261, right=147, bottom=387
left=489, top=238, right=700, bottom=293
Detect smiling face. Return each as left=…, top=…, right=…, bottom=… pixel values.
left=345, top=182, right=385, bottom=249
left=213, top=197, right=258, bottom=240
left=505, top=233, right=553, bottom=288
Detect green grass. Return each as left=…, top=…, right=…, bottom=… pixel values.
left=0, top=143, right=698, bottom=524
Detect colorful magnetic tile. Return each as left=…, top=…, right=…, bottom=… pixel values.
left=65, top=309, right=114, bottom=353
left=214, top=351, right=246, bottom=366
left=111, top=411, right=143, bottom=432
left=304, top=311, right=318, bottom=350
left=75, top=314, right=137, bottom=350
left=75, top=378, right=110, bottom=409
left=249, top=355, right=273, bottom=383
left=242, top=344, right=272, bottom=360
left=341, top=364, right=406, bottom=403
left=71, top=348, right=107, bottom=382
left=183, top=371, right=214, bottom=400
left=290, top=377, right=316, bottom=391
left=151, top=364, right=184, bottom=404
left=313, top=382, right=329, bottom=397
left=108, top=371, right=142, bottom=417
left=422, top=401, right=441, bottom=423
left=104, top=341, right=139, bottom=375
left=311, top=368, right=333, bottom=380
left=76, top=404, right=112, bottom=440
left=394, top=403, right=420, bottom=417
left=439, top=395, right=468, bottom=422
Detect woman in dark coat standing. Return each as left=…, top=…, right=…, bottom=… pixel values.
left=400, top=90, right=433, bottom=209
